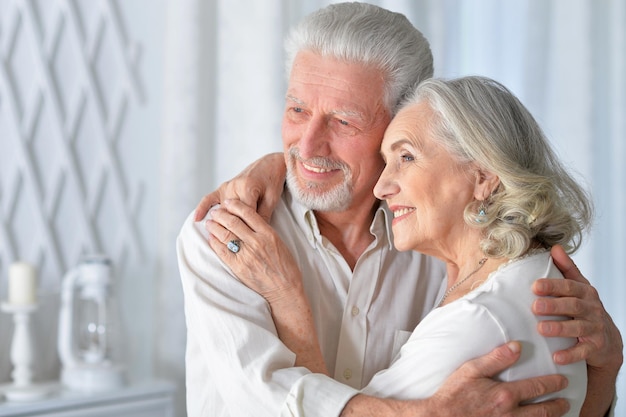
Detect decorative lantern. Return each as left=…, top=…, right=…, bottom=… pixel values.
left=57, top=255, right=125, bottom=392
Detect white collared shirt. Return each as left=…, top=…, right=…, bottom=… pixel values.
left=178, top=188, right=445, bottom=417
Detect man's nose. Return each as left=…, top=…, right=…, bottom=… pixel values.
left=298, top=116, right=330, bottom=159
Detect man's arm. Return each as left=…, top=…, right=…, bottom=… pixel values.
left=194, top=152, right=286, bottom=222
left=341, top=342, right=569, bottom=417
left=340, top=343, right=570, bottom=417
left=534, top=245, right=623, bottom=417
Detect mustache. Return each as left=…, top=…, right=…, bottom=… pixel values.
left=287, top=147, right=349, bottom=172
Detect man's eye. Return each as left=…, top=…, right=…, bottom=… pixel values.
left=293, top=107, right=303, bottom=113
left=401, top=153, right=414, bottom=162
left=339, top=119, right=349, bottom=126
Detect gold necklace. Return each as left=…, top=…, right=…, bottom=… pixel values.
left=438, top=258, right=488, bottom=307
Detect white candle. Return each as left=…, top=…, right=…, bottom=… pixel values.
left=8, top=262, right=37, bottom=305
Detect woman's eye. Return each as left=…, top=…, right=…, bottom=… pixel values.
left=400, top=153, right=414, bottom=162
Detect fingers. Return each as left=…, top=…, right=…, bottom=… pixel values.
left=206, top=216, right=242, bottom=248
left=439, top=342, right=570, bottom=417
left=532, top=293, right=590, bottom=317
left=497, top=375, right=569, bottom=408
left=237, top=185, right=263, bottom=211
left=550, top=344, right=593, bottom=365
left=206, top=208, right=253, bottom=245
left=193, top=179, right=264, bottom=222
left=257, top=185, right=283, bottom=222
left=205, top=201, right=270, bottom=261
left=534, top=294, right=624, bottom=368
left=463, top=342, right=522, bottom=378
left=462, top=342, right=569, bottom=398
left=507, top=398, right=570, bottom=417
left=537, top=316, right=597, bottom=338
left=532, top=277, right=593, bottom=299
left=537, top=320, right=599, bottom=365
left=194, top=192, right=220, bottom=221
left=550, top=245, right=588, bottom=284
left=207, top=231, right=238, bottom=262
left=221, top=199, right=268, bottom=231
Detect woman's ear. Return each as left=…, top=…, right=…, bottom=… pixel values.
left=473, top=167, right=500, bottom=200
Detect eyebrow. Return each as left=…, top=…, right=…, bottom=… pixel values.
left=286, top=94, right=305, bottom=105
left=286, top=95, right=363, bottom=120
left=331, top=109, right=362, bottom=120
left=380, top=138, right=411, bottom=161
left=390, top=138, right=421, bottom=153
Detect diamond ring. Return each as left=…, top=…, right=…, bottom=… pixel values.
left=227, top=239, right=241, bottom=254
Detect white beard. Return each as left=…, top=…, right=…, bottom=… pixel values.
left=285, top=147, right=353, bottom=212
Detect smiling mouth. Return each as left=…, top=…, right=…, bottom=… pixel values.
left=302, top=162, right=336, bottom=174
left=393, top=207, right=415, bottom=218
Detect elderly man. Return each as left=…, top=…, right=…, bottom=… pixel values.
left=178, top=3, right=621, bottom=417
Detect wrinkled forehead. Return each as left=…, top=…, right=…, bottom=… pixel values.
left=289, top=51, right=391, bottom=110
left=287, top=51, right=390, bottom=121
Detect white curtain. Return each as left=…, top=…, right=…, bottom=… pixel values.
left=159, top=1, right=625, bottom=415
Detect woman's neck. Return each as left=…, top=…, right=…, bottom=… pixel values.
left=440, top=255, right=508, bottom=307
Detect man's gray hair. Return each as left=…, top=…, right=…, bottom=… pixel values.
left=284, top=2, right=433, bottom=115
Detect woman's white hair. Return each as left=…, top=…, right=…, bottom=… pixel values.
left=406, top=76, right=593, bottom=258
left=284, top=2, right=433, bottom=115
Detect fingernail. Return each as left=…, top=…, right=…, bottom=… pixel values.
left=535, top=280, right=547, bottom=293
left=534, top=299, right=547, bottom=313
left=507, top=341, right=521, bottom=353
left=553, top=352, right=566, bottom=364
left=539, top=321, right=553, bottom=334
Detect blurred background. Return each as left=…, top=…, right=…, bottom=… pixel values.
left=0, top=0, right=623, bottom=416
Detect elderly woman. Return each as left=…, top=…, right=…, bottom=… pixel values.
left=206, top=76, right=591, bottom=415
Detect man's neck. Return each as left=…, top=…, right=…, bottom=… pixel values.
left=314, top=201, right=380, bottom=270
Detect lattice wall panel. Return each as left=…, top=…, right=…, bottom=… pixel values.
left=0, top=0, right=146, bottom=379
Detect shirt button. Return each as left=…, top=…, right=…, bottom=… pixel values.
left=343, top=368, right=352, bottom=380
left=351, top=306, right=360, bottom=316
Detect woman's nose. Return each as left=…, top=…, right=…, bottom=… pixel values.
left=373, top=166, right=397, bottom=200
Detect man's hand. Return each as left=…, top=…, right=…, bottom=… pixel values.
left=194, top=152, right=286, bottom=222
left=533, top=245, right=623, bottom=417
left=427, top=341, right=570, bottom=417
left=533, top=245, right=623, bottom=368
left=341, top=342, right=570, bottom=417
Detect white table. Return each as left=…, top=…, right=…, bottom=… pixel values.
left=0, top=380, right=175, bottom=417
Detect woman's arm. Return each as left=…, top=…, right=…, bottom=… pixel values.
left=195, top=152, right=286, bottom=222
left=206, top=199, right=327, bottom=375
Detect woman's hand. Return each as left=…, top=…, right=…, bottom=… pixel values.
left=206, top=199, right=328, bottom=374
left=195, top=152, right=287, bottom=222
left=206, top=199, right=301, bottom=303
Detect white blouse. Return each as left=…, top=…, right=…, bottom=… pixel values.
left=361, top=251, right=587, bottom=417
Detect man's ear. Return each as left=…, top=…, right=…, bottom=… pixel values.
left=473, top=166, right=500, bottom=200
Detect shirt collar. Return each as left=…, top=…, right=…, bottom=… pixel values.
left=284, top=188, right=395, bottom=250
left=377, top=201, right=395, bottom=250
